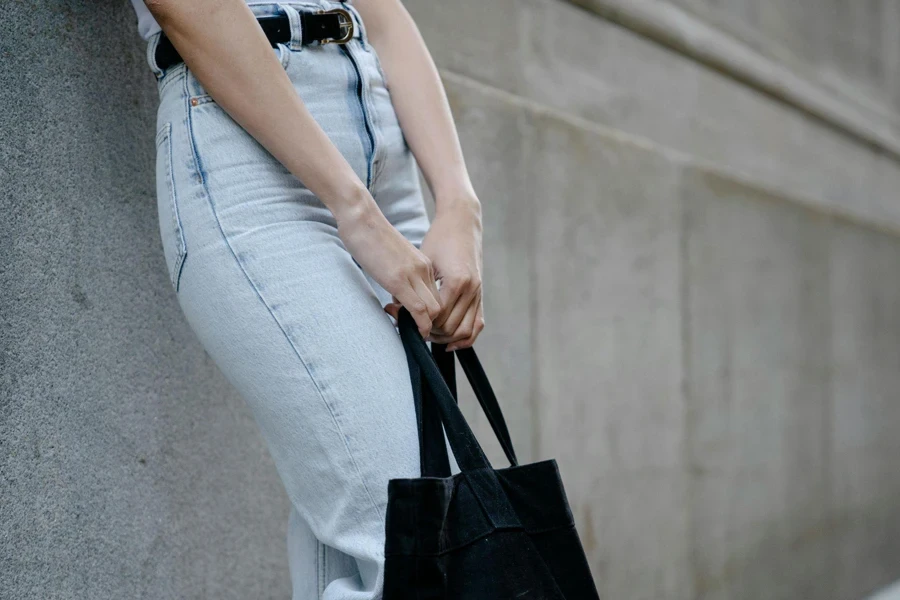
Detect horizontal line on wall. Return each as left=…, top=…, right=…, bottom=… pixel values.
left=570, top=0, right=900, bottom=162
left=440, top=68, right=900, bottom=240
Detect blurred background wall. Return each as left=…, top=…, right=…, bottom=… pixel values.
left=2, top=1, right=899, bottom=599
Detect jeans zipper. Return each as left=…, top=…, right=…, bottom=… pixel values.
left=340, top=44, right=377, bottom=190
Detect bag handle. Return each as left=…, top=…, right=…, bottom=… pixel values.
left=399, top=308, right=518, bottom=475
left=432, top=344, right=519, bottom=467
left=404, top=338, right=453, bottom=477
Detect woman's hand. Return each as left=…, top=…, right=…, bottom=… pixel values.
left=353, top=1, right=486, bottom=349
left=337, top=195, right=442, bottom=338
left=409, top=195, right=485, bottom=351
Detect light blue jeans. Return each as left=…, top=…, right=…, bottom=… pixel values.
left=146, top=2, right=432, bottom=597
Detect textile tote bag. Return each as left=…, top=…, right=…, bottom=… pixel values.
left=383, top=308, right=600, bottom=599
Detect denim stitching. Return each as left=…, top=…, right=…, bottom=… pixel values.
left=315, top=540, right=322, bottom=597
left=369, top=44, right=390, bottom=89
left=181, top=75, right=386, bottom=534
left=146, top=32, right=164, bottom=79
left=274, top=3, right=303, bottom=51
left=276, top=42, right=292, bottom=70
left=156, top=121, right=187, bottom=292
left=158, top=63, right=186, bottom=97
left=340, top=42, right=377, bottom=190
left=318, top=541, right=327, bottom=597
left=358, top=40, right=387, bottom=187
left=166, top=124, right=187, bottom=291
left=155, top=121, right=169, bottom=149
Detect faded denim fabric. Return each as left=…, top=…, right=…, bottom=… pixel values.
left=144, top=2, right=434, bottom=597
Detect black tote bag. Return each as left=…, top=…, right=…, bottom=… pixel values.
left=384, top=308, right=600, bottom=599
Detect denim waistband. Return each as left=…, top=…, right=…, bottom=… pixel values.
left=145, top=0, right=368, bottom=86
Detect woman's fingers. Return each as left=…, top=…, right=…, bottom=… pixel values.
left=447, top=292, right=479, bottom=349
left=380, top=252, right=442, bottom=339
left=391, top=253, right=440, bottom=339
left=430, top=288, right=480, bottom=347
left=412, top=271, right=441, bottom=320
left=388, top=286, right=433, bottom=338
left=383, top=295, right=402, bottom=320
left=410, top=284, right=440, bottom=337
left=432, top=273, right=476, bottom=336
left=447, top=299, right=484, bottom=351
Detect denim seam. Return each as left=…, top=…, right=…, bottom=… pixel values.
left=317, top=541, right=327, bottom=597
left=352, top=39, right=387, bottom=187
left=315, top=540, right=322, bottom=597
left=146, top=32, right=164, bottom=79
left=368, top=44, right=389, bottom=86
left=276, top=42, right=293, bottom=70
left=340, top=42, right=378, bottom=191
left=158, top=63, right=186, bottom=97
left=361, top=44, right=385, bottom=186
left=156, top=121, right=187, bottom=292
left=181, top=75, right=385, bottom=535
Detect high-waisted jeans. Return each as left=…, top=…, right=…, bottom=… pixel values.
left=145, top=2, right=433, bottom=597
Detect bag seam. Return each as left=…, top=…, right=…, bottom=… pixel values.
left=384, top=523, right=579, bottom=558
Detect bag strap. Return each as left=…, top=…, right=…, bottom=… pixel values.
left=406, top=340, right=452, bottom=477
left=432, top=344, right=519, bottom=467
left=399, top=308, right=517, bottom=475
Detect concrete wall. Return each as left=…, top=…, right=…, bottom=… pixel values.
left=0, top=2, right=291, bottom=598
left=411, top=1, right=900, bottom=598
left=2, top=0, right=899, bottom=599
left=663, top=0, right=900, bottom=117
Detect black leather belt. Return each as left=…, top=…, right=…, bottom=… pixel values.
left=154, top=7, right=356, bottom=72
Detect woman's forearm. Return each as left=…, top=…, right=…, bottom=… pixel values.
left=146, top=0, right=373, bottom=222
left=353, top=0, right=480, bottom=215
left=145, top=0, right=445, bottom=336
left=356, top=0, right=485, bottom=349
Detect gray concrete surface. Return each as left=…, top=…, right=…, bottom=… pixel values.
left=3, top=1, right=900, bottom=599
left=571, top=0, right=900, bottom=160
left=527, top=87, right=689, bottom=598
left=0, top=2, right=291, bottom=598
left=662, top=0, right=900, bottom=120
left=406, top=0, right=900, bottom=233
left=684, top=171, right=837, bottom=600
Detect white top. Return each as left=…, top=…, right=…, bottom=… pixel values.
left=129, top=0, right=166, bottom=41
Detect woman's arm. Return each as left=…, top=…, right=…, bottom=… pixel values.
left=144, top=0, right=441, bottom=337
left=354, top=0, right=485, bottom=351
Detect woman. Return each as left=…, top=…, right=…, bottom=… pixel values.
left=133, top=0, right=483, bottom=597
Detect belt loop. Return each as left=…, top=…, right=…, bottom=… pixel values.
left=146, top=31, right=165, bottom=79
left=275, top=3, right=304, bottom=51
left=341, top=2, right=368, bottom=48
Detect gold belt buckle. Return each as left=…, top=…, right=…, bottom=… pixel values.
left=318, top=7, right=355, bottom=44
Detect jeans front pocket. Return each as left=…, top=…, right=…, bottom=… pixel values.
left=155, top=121, right=188, bottom=292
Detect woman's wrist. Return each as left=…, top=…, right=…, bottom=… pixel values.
left=330, top=181, right=378, bottom=227
left=434, top=183, right=481, bottom=221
